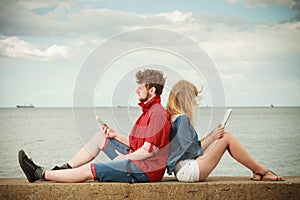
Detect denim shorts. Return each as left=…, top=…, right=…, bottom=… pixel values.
left=91, top=138, right=149, bottom=183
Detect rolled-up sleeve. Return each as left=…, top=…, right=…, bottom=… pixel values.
left=141, top=141, right=159, bottom=154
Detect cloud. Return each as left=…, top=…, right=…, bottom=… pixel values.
left=222, top=73, right=244, bottom=82
left=0, top=36, right=70, bottom=60
left=227, top=0, right=300, bottom=22
left=227, top=0, right=296, bottom=8
left=1, top=3, right=298, bottom=71
left=0, top=1, right=299, bottom=106
left=291, top=0, right=300, bottom=21
left=0, top=2, right=199, bottom=37
left=1, top=1, right=299, bottom=66
left=154, top=10, right=193, bottom=23
left=201, top=21, right=300, bottom=62
left=0, top=2, right=142, bottom=37
left=17, top=0, right=59, bottom=10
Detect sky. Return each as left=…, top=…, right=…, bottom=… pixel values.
left=0, top=0, right=299, bottom=107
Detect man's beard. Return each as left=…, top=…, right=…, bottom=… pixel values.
left=139, top=92, right=150, bottom=102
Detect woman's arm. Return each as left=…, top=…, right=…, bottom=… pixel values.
left=200, top=125, right=224, bottom=151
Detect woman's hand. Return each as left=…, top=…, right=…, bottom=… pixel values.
left=200, top=125, right=225, bottom=151
left=211, top=125, right=225, bottom=140
left=101, top=124, right=118, bottom=139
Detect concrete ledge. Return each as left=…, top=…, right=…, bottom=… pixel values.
left=1, top=176, right=299, bottom=200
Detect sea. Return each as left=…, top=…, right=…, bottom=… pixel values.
left=0, top=107, right=299, bottom=178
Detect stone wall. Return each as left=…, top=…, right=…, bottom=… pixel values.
left=1, top=176, right=299, bottom=200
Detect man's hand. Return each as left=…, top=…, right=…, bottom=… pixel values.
left=102, top=124, right=118, bottom=139
left=113, top=150, right=127, bottom=161
left=102, top=124, right=130, bottom=147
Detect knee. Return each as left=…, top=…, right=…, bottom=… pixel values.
left=79, top=164, right=94, bottom=180
left=223, top=131, right=236, bottom=141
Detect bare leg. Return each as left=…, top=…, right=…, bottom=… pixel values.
left=68, top=131, right=107, bottom=168
left=197, top=131, right=283, bottom=181
left=45, top=164, right=94, bottom=183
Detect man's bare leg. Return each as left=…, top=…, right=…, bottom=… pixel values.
left=45, top=164, right=94, bottom=183
left=68, top=131, right=107, bottom=168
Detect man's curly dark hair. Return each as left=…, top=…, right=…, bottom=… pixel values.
left=136, top=69, right=166, bottom=96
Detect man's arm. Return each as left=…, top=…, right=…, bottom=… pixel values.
left=114, top=147, right=154, bottom=161
left=114, top=135, right=130, bottom=147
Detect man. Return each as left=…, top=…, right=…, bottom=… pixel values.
left=19, top=69, right=171, bottom=183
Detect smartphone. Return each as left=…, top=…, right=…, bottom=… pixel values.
left=96, top=116, right=105, bottom=126
left=221, top=109, right=232, bottom=127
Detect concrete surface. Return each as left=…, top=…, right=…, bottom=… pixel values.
left=0, top=176, right=299, bottom=200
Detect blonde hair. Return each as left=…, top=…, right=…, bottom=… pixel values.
left=167, top=80, right=203, bottom=125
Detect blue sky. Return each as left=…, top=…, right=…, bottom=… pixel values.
left=0, top=0, right=299, bottom=107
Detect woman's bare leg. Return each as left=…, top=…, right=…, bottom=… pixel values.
left=45, top=164, right=94, bottom=183
left=68, top=131, right=107, bottom=168
left=197, top=131, right=283, bottom=181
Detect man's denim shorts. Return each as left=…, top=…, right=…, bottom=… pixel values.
left=91, top=138, right=149, bottom=183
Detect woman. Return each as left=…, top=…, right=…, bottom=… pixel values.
left=166, top=80, right=284, bottom=182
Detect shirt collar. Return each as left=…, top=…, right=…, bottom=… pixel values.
left=138, top=96, right=161, bottom=113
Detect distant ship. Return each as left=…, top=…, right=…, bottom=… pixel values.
left=16, top=104, right=35, bottom=108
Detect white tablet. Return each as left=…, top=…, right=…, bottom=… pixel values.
left=221, top=109, right=232, bottom=127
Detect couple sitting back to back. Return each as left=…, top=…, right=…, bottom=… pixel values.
left=19, top=69, right=284, bottom=183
